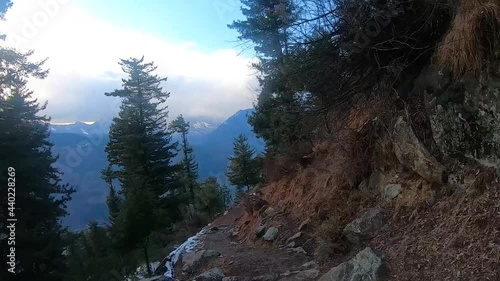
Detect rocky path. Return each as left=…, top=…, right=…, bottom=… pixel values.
left=174, top=206, right=321, bottom=281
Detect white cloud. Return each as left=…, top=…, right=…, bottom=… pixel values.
left=0, top=0, right=258, bottom=122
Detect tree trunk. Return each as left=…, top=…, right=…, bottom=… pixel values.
left=143, top=242, right=152, bottom=277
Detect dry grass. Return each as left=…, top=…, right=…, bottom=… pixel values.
left=436, top=0, right=500, bottom=78
left=375, top=182, right=500, bottom=280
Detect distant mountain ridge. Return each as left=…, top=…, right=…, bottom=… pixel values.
left=49, top=109, right=264, bottom=230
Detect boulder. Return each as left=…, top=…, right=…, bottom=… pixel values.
left=182, top=250, right=221, bottom=272
left=343, top=208, right=385, bottom=244
left=393, top=117, right=447, bottom=184
left=255, top=225, right=267, bottom=237
left=193, top=267, right=225, bottom=281
left=383, top=184, right=402, bottom=200
left=263, top=227, right=279, bottom=241
left=318, top=247, right=389, bottom=281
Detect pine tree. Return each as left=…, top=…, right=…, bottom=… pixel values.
left=102, top=57, right=180, bottom=277
left=229, top=0, right=304, bottom=152
left=226, top=134, right=261, bottom=193
left=0, top=48, right=74, bottom=281
left=169, top=115, right=199, bottom=204
left=195, top=177, right=226, bottom=221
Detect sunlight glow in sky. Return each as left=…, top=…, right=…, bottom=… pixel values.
left=0, top=0, right=257, bottom=123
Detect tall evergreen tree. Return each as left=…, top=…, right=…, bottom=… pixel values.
left=102, top=57, right=180, bottom=277
left=226, top=134, right=261, bottom=193
left=195, top=177, right=226, bottom=221
left=169, top=115, right=198, bottom=204
left=0, top=48, right=74, bottom=281
left=229, top=0, right=304, bottom=152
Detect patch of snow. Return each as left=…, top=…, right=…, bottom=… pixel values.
left=163, top=226, right=209, bottom=279
left=127, top=261, right=160, bottom=281
left=80, top=128, right=89, bottom=135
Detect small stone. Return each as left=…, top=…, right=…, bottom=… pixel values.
left=286, top=241, right=296, bottom=248
left=255, top=225, right=266, bottom=237
left=290, top=247, right=307, bottom=254
left=229, top=230, right=239, bottom=238
left=301, top=261, right=318, bottom=268
left=358, top=179, right=369, bottom=190
left=263, top=207, right=276, bottom=216
left=383, top=184, right=402, bottom=200
left=263, top=227, right=279, bottom=241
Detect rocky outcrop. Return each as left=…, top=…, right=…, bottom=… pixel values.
left=393, top=117, right=447, bottom=184
left=419, top=65, right=500, bottom=173
left=194, top=267, right=225, bottom=281
left=263, top=227, right=279, bottom=241
left=182, top=250, right=221, bottom=273
left=318, top=247, right=389, bottom=281
left=343, top=208, right=385, bottom=244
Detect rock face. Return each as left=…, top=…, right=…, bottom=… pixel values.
left=194, top=267, right=225, bottom=281
left=182, top=250, right=221, bottom=272
left=419, top=65, right=500, bottom=173
left=263, top=227, right=279, bottom=241
left=343, top=208, right=385, bottom=244
left=383, top=184, right=402, bottom=200
left=393, top=116, right=447, bottom=184
left=318, top=247, right=389, bottom=281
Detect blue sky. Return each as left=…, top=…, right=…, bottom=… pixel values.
left=0, top=0, right=257, bottom=123
left=78, top=0, right=246, bottom=53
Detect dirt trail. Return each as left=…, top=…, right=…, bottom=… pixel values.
left=177, top=205, right=316, bottom=280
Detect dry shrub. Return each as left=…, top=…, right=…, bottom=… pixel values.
left=436, top=0, right=500, bottom=78
left=262, top=140, right=314, bottom=182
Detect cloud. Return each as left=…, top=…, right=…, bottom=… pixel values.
left=0, top=0, right=258, bottom=122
